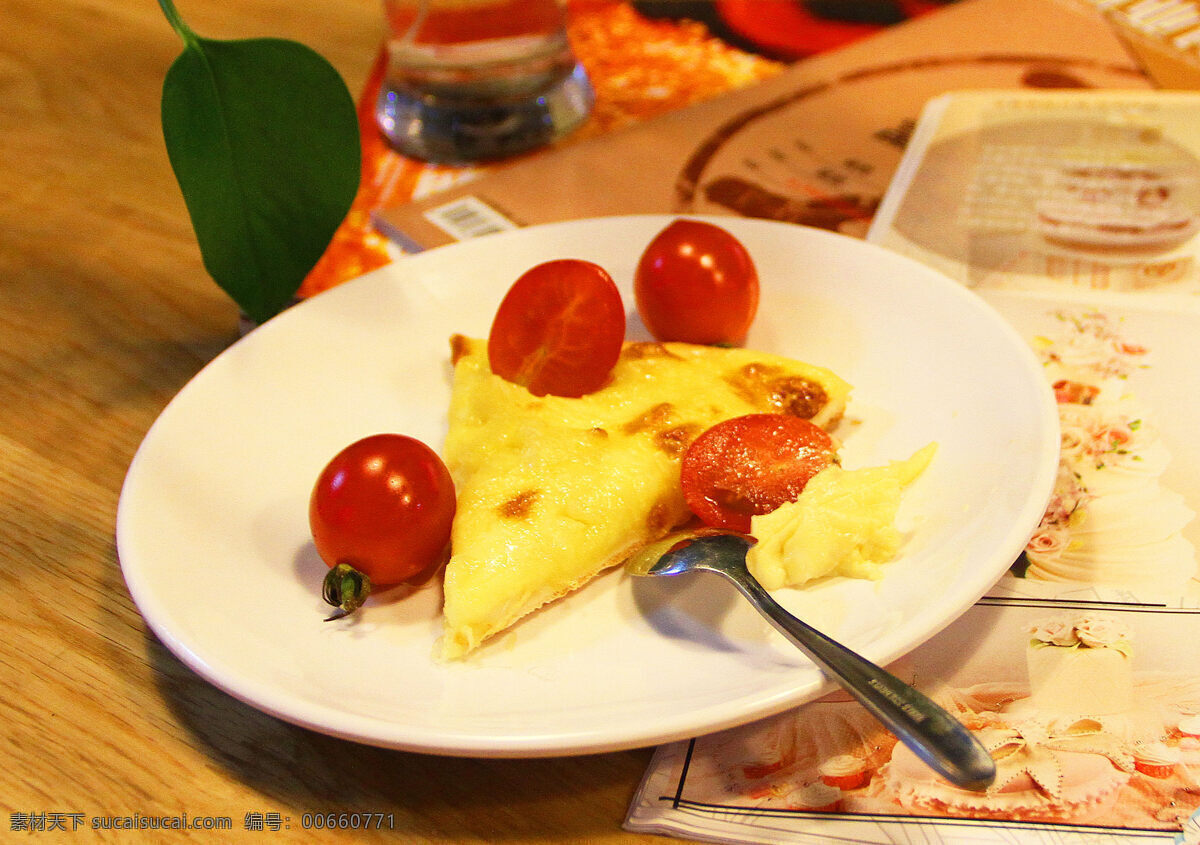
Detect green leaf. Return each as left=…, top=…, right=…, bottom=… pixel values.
left=160, top=21, right=360, bottom=324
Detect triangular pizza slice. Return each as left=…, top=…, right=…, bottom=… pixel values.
left=439, top=334, right=851, bottom=659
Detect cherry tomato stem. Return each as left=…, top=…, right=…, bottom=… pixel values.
left=322, top=562, right=372, bottom=621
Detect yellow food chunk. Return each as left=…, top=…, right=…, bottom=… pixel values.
left=747, top=443, right=936, bottom=590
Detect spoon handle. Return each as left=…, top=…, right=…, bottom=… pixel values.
left=726, top=571, right=996, bottom=791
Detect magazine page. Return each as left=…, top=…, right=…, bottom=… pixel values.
left=626, top=90, right=1200, bottom=844
left=870, top=90, right=1200, bottom=307
left=626, top=603, right=1200, bottom=843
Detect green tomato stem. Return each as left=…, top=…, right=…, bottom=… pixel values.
left=322, top=563, right=373, bottom=621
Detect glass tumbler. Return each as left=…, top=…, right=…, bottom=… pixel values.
left=375, top=0, right=594, bottom=163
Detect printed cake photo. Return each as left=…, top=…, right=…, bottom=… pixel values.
left=667, top=609, right=1200, bottom=831
left=1017, top=312, right=1197, bottom=598
left=1035, top=156, right=1200, bottom=254
left=883, top=613, right=1200, bottom=824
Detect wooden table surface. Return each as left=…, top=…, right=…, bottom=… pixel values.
left=0, top=0, right=688, bottom=840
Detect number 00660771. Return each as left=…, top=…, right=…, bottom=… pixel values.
left=300, top=813, right=395, bottom=830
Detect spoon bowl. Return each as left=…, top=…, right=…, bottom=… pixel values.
left=626, top=530, right=997, bottom=791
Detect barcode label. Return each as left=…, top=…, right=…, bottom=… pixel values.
left=423, top=196, right=519, bottom=241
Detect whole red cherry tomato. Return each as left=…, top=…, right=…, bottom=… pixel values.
left=681, top=414, right=835, bottom=533
left=487, top=259, right=626, bottom=397
left=635, top=219, right=759, bottom=346
left=310, top=434, right=456, bottom=619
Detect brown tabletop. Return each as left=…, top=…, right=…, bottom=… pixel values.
left=0, top=0, right=682, bottom=840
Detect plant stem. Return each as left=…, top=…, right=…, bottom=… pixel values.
left=157, top=0, right=200, bottom=48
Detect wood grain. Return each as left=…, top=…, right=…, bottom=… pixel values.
left=0, top=1, right=672, bottom=840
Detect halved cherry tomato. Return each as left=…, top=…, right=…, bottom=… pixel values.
left=487, top=259, right=626, bottom=397
left=310, top=434, right=456, bottom=618
left=635, top=219, right=759, bottom=346
left=680, top=414, right=835, bottom=533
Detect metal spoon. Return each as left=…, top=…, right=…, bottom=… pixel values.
left=626, top=531, right=996, bottom=792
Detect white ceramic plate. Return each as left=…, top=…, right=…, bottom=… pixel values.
left=117, top=215, right=1058, bottom=757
